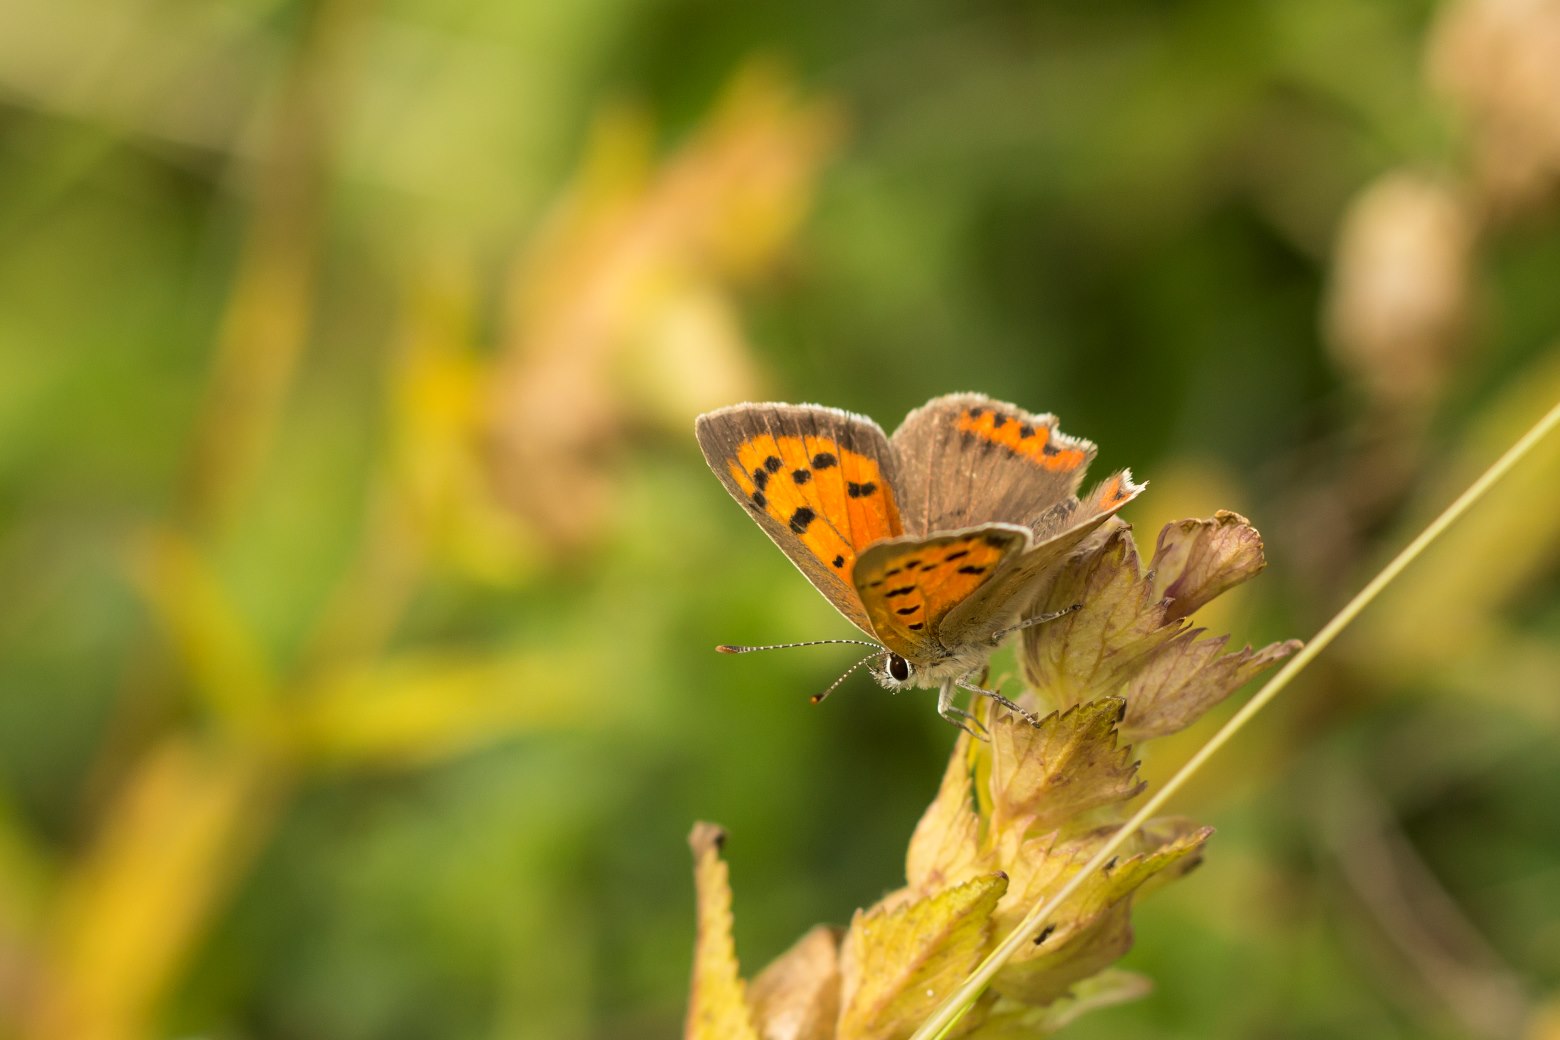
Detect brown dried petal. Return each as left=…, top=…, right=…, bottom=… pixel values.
left=686, top=823, right=762, bottom=1040
left=1149, top=511, right=1269, bottom=622
left=749, top=925, right=842, bottom=1040
left=837, top=873, right=1008, bottom=1040
left=1022, top=528, right=1183, bottom=707
left=985, top=700, right=1144, bottom=833
left=906, top=731, right=983, bottom=895
left=1122, top=631, right=1302, bottom=742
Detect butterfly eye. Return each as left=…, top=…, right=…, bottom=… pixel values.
left=887, top=653, right=912, bottom=683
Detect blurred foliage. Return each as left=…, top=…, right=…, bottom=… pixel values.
left=0, top=0, right=1558, bottom=1037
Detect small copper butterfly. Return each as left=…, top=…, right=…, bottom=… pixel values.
left=696, top=393, right=1144, bottom=734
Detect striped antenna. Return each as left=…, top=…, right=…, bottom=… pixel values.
left=716, top=638, right=883, bottom=654
left=810, top=650, right=887, bottom=705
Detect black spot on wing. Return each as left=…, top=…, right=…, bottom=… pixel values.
left=789, top=507, right=816, bottom=534
left=764, top=455, right=783, bottom=473
left=812, top=452, right=837, bottom=469
left=791, top=468, right=811, bottom=485
left=944, top=549, right=969, bottom=561
left=831, top=554, right=845, bottom=569
left=957, top=564, right=988, bottom=575
left=752, top=468, right=769, bottom=491
left=895, top=606, right=919, bottom=616
left=751, top=490, right=767, bottom=508
left=846, top=481, right=877, bottom=498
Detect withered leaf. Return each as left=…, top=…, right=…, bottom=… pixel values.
left=686, top=823, right=762, bottom=1040
left=985, top=700, right=1144, bottom=833
left=1022, top=528, right=1185, bottom=708
left=749, top=925, right=842, bottom=1040
left=990, top=826, right=1211, bottom=1004
left=964, top=971, right=1153, bottom=1037
left=992, top=901, right=1135, bottom=1006
left=1121, top=631, right=1301, bottom=741
left=1149, top=511, right=1269, bottom=622
left=906, top=731, right=983, bottom=895
left=837, top=872, right=1008, bottom=1040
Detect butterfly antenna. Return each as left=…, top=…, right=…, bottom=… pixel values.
left=810, top=650, right=885, bottom=705
left=991, top=603, right=1083, bottom=642
left=716, top=638, right=883, bottom=654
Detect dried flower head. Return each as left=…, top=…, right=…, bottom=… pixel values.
left=686, top=512, right=1299, bottom=1038
left=1323, top=172, right=1475, bottom=414
left=1429, top=0, right=1560, bottom=216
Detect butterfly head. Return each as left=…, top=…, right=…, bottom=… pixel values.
left=865, top=651, right=916, bottom=692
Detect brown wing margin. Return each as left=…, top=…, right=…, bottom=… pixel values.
left=890, top=393, right=1098, bottom=537
left=695, top=403, right=905, bottom=637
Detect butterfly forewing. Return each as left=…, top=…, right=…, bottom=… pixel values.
left=696, top=403, right=905, bottom=636
left=891, top=393, right=1097, bottom=536
left=852, top=525, right=1030, bottom=661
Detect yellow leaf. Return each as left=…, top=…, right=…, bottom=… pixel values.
left=837, top=873, right=1008, bottom=1040
left=685, top=823, right=761, bottom=1040
left=985, top=700, right=1144, bottom=834
left=905, top=731, right=983, bottom=895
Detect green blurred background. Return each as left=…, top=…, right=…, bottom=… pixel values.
left=2, top=0, right=1559, bottom=1037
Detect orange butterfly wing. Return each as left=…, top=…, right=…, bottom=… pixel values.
left=852, top=525, right=1030, bottom=661
left=696, top=403, right=904, bottom=636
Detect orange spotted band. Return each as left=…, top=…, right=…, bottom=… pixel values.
left=954, top=405, right=1088, bottom=472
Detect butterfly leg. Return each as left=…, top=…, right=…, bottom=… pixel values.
left=936, top=679, right=990, bottom=740
left=989, top=603, right=1083, bottom=644
left=955, top=676, right=1042, bottom=728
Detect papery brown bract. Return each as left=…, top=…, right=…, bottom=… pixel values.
left=749, top=926, right=842, bottom=1040
left=1024, top=513, right=1300, bottom=739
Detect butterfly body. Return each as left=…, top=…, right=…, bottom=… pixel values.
left=697, top=393, right=1143, bottom=732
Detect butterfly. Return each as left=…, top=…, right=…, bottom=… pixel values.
left=696, top=392, right=1144, bottom=734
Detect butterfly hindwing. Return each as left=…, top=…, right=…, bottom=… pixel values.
left=891, top=393, right=1097, bottom=536
left=853, top=524, right=1031, bottom=661
left=696, top=403, right=905, bottom=636
left=938, top=469, right=1146, bottom=648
